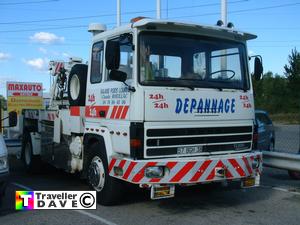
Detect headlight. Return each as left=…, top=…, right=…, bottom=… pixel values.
left=145, top=166, right=164, bottom=178
left=0, top=156, right=8, bottom=171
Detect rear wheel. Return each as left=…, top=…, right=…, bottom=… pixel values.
left=22, top=131, right=41, bottom=173
left=87, top=143, right=124, bottom=205
left=288, top=170, right=300, bottom=180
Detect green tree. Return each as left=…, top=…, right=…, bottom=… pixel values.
left=0, top=95, right=6, bottom=110
left=284, top=48, right=300, bottom=112
left=253, top=72, right=288, bottom=113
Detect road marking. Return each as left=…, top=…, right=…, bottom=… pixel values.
left=11, top=182, right=34, bottom=191
left=11, top=182, right=118, bottom=225
left=77, top=210, right=118, bottom=225
left=261, top=185, right=300, bottom=196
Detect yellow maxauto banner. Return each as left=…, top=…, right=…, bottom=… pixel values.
left=7, top=82, right=43, bottom=114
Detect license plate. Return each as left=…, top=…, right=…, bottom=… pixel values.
left=151, top=185, right=175, bottom=200
left=241, top=177, right=256, bottom=188
left=177, top=146, right=203, bottom=155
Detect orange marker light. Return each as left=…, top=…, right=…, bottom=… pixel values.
left=130, top=16, right=148, bottom=23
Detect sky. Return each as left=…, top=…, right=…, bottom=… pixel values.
left=0, top=0, right=300, bottom=96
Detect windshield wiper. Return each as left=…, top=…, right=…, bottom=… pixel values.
left=146, top=78, right=195, bottom=90
left=179, top=79, right=223, bottom=91
left=181, top=85, right=194, bottom=90
left=203, top=84, right=223, bottom=91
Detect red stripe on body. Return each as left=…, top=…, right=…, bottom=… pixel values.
left=110, top=106, right=118, bottom=119
left=228, top=159, right=246, bottom=177
left=242, top=156, right=253, bottom=175
left=170, top=161, right=197, bottom=182
left=70, top=106, right=80, bottom=116
left=108, top=158, right=117, bottom=173
left=115, top=106, right=124, bottom=119
left=118, top=160, right=126, bottom=169
left=120, top=106, right=129, bottom=119
left=189, top=160, right=212, bottom=182
left=123, top=161, right=138, bottom=180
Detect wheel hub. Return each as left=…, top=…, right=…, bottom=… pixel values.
left=88, top=156, right=105, bottom=191
left=70, top=74, right=80, bottom=100
left=24, top=142, right=31, bottom=165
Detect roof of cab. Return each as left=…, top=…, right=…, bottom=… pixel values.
left=92, top=18, right=257, bottom=41
left=132, top=18, right=257, bottom=41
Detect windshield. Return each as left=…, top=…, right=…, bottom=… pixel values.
left=139, top=32, right=249, bottom=90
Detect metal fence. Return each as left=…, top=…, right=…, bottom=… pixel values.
left=261, top=112, right=300, bottom=154
left=273, top=123, right=300, bottom=153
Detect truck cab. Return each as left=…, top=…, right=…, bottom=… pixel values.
left=82, top=18, right=257, bottom=159
left=22, top=18, right=263, bottom=205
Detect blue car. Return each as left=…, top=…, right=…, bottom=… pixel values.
left=255, top=110, right=275, bottom=151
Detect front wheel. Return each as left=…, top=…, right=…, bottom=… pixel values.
left=87, top=143, right=124, bottom=205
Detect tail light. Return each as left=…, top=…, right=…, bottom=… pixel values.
left=130, top=122, right=144, bottom=159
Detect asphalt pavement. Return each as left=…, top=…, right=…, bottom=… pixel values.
left=0, top=156, right=299, bottom=225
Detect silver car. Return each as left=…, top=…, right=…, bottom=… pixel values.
left=255, top=110, right=275, bottom=151
left=0, top=134, right=9, bottom=199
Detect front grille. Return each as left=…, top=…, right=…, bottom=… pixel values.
left=145, top=126, right=253, bottom=158
left=147, top=126, right=252, bottom=137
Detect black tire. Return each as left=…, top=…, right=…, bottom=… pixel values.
left=288, top=170, right=300, bottom=180
left=22, top=131, right=41, bottom=173
left=68, top=64, right=88, bottom=106
left=0, top=178, right=9, bottom=208
left=0, top=182, right=7, bottom=197
left=86, top=143, right=124, bottom=206
left=0, top=192, right=4, bottom=208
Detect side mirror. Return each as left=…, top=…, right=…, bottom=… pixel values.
left=109, top=70, right=127, bottom=83
left=254, top=56, right=263, bottom=81
left=8, top=111, right=17, bottom=127
left=105, top=40, right=120, bottom=70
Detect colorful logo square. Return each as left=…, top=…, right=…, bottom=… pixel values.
left=15, top=191, right=34, bottom=210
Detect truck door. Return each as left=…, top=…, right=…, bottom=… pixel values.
left=85, top=35, right=132, bottom=121
left=85, top=35, right=132, bottom=155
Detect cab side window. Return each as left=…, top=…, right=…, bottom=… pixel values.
left=90, top=41, right=104, bottom=83
left=119, top=44, right=133, bottom=79
left=106, top=34, right=133, bottom=80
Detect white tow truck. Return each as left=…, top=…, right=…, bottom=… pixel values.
left=20, top=17, right=263, bottom=205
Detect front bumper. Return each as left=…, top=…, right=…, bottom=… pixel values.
left=109, top=151, right=262, bottom=184
left=0, top=171, right=9, bottom=195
